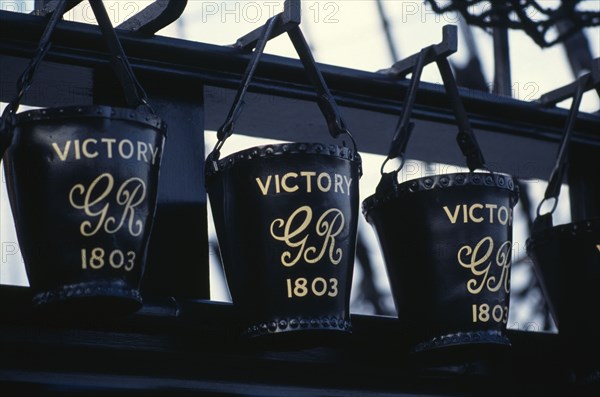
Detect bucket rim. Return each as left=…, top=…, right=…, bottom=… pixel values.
left=526, top=217, right=600, bottom=247
left=206, top=141, right=362, bottom=178
left=412, top=329, right=511, bottom=353
left=11, top=105, right=167, bottom=132
left=362, top=171, right=518, bottom=215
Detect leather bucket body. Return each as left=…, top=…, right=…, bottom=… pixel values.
left=526, top=219, right=600, bottom=340
left=3, top=105, right=166, bottom=313
left=363, top=172, right=518, bottom=352
left=206, top=142, right=361, bottom=338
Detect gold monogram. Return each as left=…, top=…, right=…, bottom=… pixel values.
left=270, top=205, right=345, bottom=267
left=457, top=236, right=511, bottom=295
left=69, top=173, right=147, bottom=237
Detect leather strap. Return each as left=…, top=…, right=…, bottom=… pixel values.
left=380, top=52, right=487, bottom=178
left=1, top=0, right=150, bottom=128
left=533, top=73, right=589, bottom=231
left=208, top=17, right=356, bottom=164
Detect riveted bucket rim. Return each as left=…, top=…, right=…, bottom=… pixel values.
left=242, top=316, right=353, bottom=338
left=11, top=105, right=168, bottom=133
left=362, top=171, right=519, bottom=216
left=526, top=217, right=600, bottom=250
left=412, top=329, right=511, bottom=353
left=205, top=141, right=362, bottom=180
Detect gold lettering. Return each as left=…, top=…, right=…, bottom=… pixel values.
left=301, top=172, right=316, bottom=193
left=317, top=173, right=331, bottom=192
left=457, top=236, right=493, bottom=294
left=69, top=173, right=147, bottom=237
left=344, top=176, right=352, bottom=196
left=82, top=138, right=98, bottom=159
left=443, top=203, right=511, bottom=224
left=274, top=174, right=281, bottom=193
left=270, top=206, right=346, bottom=268
left=304, top=208, right=344, bottom=265
left=458, top=236, right=512, bottom=295
left=101, top=138, right=116, bottom=159
left=256, top=176, right=272, bottom=196
left=334, top=174, right=343, bottom=194
left=150, top=143, right=160, bottom=165
left=486, top=241, right=511, bottom=294
left=69, top=173, right=113, bottom=237
left=443, top=205, right=460, bottom=224
left=282, top=172, right=299, bottom=193
left=137, top=141, right=148, bottom=163
left=118, top=139, right=134, bottom=159
left=486, top=204, right=497, bottom=224
left=74, top=139, right=81, bottom=160
left=52, top=141, right=71, bottom=161
left=469, top=203, right=484, bottom=223
left=498, top=206, right=509, bottom=225
left=104, top=177, right=147, bottom=237
left=270, top=206, right=312, bottom=267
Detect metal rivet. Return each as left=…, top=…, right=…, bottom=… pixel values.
left=289, top=318, right=299, bottom=329
left=424, top=178, right=434, bottom=188
left=278, top=320, right=288, bottom=329
left=268, top=321, right=277, bottom=332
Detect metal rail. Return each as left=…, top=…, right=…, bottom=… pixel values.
left=1, top=10, right=599, bottom=180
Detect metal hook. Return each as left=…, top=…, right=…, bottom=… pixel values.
left=235, top=0, right=301, bottom=50
left=35, top=0, right=187, bottom=36
left=378, top=25, right=458, bottom=78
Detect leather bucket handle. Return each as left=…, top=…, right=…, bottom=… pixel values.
left=1, top=0, right=153, bottom=133
left=207, top=16, right=357, bottom=169
left=379, top=47, right=487, bottom=189
left=532, top=74, right=589, bottom=232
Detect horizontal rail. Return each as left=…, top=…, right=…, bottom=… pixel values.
left=0, top=285, right=581, bottom=397
left=1, top=10, right=599, bottom=179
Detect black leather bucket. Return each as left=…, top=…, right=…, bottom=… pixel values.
left=207, top=143, right=360, bottom=337
left=0, top=1, right=166, bottom=313
left=527, top=219, right=600, bottom=335
left=526, top=74, right=600, bottom=345
left=363, top=49, right=519, bottom=352
left=206, top=19, right=361, bottom=339
left=364, top=172, right=518, bottom=351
